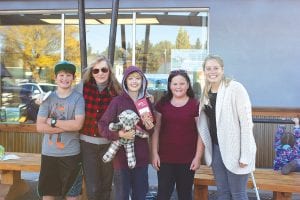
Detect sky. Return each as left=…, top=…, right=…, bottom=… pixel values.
left=86, top=24, right=208, bottom=54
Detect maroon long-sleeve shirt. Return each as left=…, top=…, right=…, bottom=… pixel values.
left=98, top=66, right=154, bottom=170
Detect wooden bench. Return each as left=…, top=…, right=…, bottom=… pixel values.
left=0, top=152, right=41, bottom=200
left=0, top=152, right=90, bottom=200
left=194, top=165, right=300, bottom=200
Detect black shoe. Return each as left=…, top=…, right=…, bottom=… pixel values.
left=281, top=160, right=297, bottom=175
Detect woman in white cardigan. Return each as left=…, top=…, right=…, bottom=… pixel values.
left=198, top=55, right=257, bottom=200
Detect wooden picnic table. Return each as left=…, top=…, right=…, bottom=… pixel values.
left=0, top=152, right=41, bottom=200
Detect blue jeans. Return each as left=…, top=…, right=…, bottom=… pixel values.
left=81, top=141, right=113, bottom=200
left=212, top=144, right=249, bottom=200
left=113, top=166, right=148, bottom=200
left=157, top=163, right=194, bottom=200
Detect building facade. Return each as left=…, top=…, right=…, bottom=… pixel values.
left=0, top=0, right=300, bottom=169
left=0, top=0, right=299, bottom=115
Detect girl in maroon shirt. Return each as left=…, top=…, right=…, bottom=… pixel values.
left=152, top=70, right=204, bottom=200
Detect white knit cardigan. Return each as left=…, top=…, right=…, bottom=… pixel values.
left=197, top=81, right=257, bottom=174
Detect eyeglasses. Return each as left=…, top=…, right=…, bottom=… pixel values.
left=170, top=69, right=187, bottom=75
left=92, top=68, right=109, bottom=74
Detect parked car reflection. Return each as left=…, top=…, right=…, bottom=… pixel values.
left=1, top=82, right=56, bottom=123
left=18, top=82, right=57, bottom=104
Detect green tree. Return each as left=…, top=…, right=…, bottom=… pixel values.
left=194, top=38, right=202, bottom=49
left=135, top=40, right=164, bottom=73
left=152, top=40, right=174, bottom=70
left=175, top=27, right=191, bottom=49
left=121, top=40, right=174, bottom=73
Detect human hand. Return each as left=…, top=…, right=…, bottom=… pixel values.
left=146, top=93, right=154, bottom=103
left=152, top=153, right=160, bottom=171
left=239, top=162, right=248, bottom=168
left=141, top=113, right=154, bottom=130
left=35, top=94, right=44, bottom=105
left=119, top=129, right=135, bottom=140
left=190, top=157, right=201, bottom=171
left=46, top=118, right=52, bottom=126
left=35, top=91, right=52, bottom=105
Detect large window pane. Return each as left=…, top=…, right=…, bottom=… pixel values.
left=0, top=13, right=79, bottom=122
left=135, top=11, right=209, bottom=102
left=86, top=12, right=133, bottom=82
left=0, top=9, right=209, bottom=123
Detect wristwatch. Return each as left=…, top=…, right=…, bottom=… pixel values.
left=51, top=118, right=57, bottom=127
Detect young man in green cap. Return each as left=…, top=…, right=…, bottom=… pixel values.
left=36, top=60, right=85, bottom=200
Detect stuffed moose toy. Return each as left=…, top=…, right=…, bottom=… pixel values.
left=102, top=109, right=149, bottom=168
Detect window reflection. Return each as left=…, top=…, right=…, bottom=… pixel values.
left=0, top=15, right=75, bottom=122
left=135, top=11, right=208, bottom=102
left=0, top=9, right=208, bottom=123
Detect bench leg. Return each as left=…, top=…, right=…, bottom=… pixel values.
left=194, top=184, right=209, bottom=200
left=0, top=170, right=30, bottom=200
left=273, top=191, right=292, bottom=200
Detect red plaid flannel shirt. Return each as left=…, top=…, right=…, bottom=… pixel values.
left=80, top=80, right=117, bottom=137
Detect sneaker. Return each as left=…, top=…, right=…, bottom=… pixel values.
left=281, top=160, right=297, bottom=175
left=145, top=191, right=157, bottom=200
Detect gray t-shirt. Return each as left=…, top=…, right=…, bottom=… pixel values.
left=38, top=90, right=85, bottom=157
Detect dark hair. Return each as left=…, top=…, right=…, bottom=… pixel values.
left=159, top=69, right=194, bottom=104
left=281, top=132, right=295, bottom=147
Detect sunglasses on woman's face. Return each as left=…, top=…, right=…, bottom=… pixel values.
left=92, top=67, right=109, bottom=74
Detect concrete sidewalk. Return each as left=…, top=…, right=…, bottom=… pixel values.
left=16, top=169, right=300, bottom=200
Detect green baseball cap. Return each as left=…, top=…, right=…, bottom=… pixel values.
left=54, top=61, right=76, bottom=75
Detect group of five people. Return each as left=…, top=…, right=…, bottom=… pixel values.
left=36, top=54, right=259, bottom=200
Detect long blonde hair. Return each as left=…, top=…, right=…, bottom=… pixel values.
left=82, top=55, right=122, bottom=95
left=200, top=55, right=232, bottom=108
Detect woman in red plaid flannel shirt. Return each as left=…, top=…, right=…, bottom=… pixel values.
left=75, top=55, right=122, bottom=200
